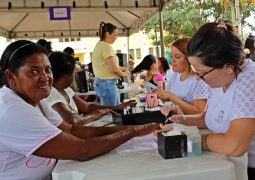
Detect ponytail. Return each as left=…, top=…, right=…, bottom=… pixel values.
left=98, top=21, right=117, bottom=41
left=99, top=21, right=105, bottom=40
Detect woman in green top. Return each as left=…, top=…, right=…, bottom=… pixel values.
left=92, top=22, right=130, bottom=106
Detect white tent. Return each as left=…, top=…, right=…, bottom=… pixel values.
left=0, top=0, right=170, bottom=39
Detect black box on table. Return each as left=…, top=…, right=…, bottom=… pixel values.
left=117, top=110, right=167, bottom=125
left=157, top=132, right=187, bottom=159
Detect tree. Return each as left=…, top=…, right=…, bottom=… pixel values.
left=144, top=0, right=255, bottom=47
left=220, top=0, right=255, bottom=31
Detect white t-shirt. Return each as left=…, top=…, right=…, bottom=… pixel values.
left=46, top=87, right=78, bottom=113
left=205, top=60, right=255, bottom=172
left=0, top=86, right=63, bottom=180
left=166, top=72, right=210, bottom=103
left=165, top=69, right=173, bottom=83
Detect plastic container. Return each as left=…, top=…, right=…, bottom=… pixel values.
left=139, top=93, right=146, bottom=112
left=187, top=128, right=202, bottom=157
left=156, top=74, right=163, bottom=89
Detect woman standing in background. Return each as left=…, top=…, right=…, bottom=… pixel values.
left=92, top=22, right=130, bottom=106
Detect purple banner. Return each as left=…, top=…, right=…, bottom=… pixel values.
left=49, top=6, right=71, bottom=20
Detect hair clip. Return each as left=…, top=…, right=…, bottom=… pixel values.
left=217, top=23, right=227, bottom=30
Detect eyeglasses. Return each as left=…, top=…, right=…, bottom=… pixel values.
left=195, top=67, right=216, bottom=80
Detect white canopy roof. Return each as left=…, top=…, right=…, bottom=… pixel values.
left=0, top=0, right=170, bottom=39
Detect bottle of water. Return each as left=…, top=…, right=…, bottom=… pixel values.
left=156, top=74, right=163, bottom=89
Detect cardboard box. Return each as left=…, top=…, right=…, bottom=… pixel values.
left=157, top=133, right=187, bottom=159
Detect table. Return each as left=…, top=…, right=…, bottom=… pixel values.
left=75, top=87, right=146, bottom=96
left=52, top=150, right=236, bottom=180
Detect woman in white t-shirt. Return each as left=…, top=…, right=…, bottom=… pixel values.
left=155, top=38, right=209, bottom=114
left=47, top=51, right=136, bottom=125
left=0, top=40, right=160, bottom=180
left=161, top=23, right=255, bottom=180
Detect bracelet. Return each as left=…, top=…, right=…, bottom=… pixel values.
left=204, top=134, right=210, bottom=151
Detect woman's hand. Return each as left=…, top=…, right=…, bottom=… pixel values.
left=161, top=105, right=186, bottom=125
left=153, top=89, right=169, bottom=101
left=161, top=105, right=183, bottom=116
left=117, top=100, right=137, bottom=109
left=133, top=123, right=160, bottom=137
left=153, top=123, right=173, bottom=135
left=123, top=69, right=131, bottom=77
left=91, top=109, right=111, bottom=120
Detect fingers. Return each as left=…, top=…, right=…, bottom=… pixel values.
left=161, top=105, right=184, bottom=116
left=171, top=114, right=185, bottom=124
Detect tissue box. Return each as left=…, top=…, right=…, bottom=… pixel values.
left=157, top=132, right=187, bottom=159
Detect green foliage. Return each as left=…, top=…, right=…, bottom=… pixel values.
left=144, top=0, right=255, bottom=47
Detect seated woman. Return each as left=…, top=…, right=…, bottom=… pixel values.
left=132, top=54, right=165, bottom=89
left=0, top=40, right=160, bottom=179
left=161, top=22, right=255, bottom=180
left=155, top=38, right=209, bottom=114
left=47, top=51, right=136, bottom=125
left=157, top=56, right=170, bottom=77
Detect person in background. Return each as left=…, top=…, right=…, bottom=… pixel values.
left=128, top=55, right=136, bottom=83
left=161, top=22, right=255, bottom=180
left=132, top=54, right=166, bottom=89
left=128, top=54, right=135, bottom=72
left=244, top=35, right=255, bottom=62
left=0, top=67, right=3, bottom=87
left=92, top=22, right=130, bottom=106
left=36, top=39, right=53, bottom=55
left=63, top=46, right=84, bottom=72
left=47, top=51, right=136, bottom=125
left=0, top=40, right=160, bottom=179
left=157, top=57, right=170, bottom=77
left=63, top=47, right=75, bottom=57
left=155, top=38, right=209, bottom=114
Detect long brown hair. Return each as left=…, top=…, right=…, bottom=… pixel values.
left=171, top=38, right=193, bottom=75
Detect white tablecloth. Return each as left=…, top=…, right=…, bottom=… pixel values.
left=52, top=150, right=236, bottom=180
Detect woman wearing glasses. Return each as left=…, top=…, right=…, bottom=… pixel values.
left=155, top=38, right=210, bottom=114
left=161, top=22, right=255, bottom=180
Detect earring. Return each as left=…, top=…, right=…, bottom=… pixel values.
left=11, top=81, right=15, bottom=86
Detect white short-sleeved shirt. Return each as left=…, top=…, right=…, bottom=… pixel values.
left=0, top=86, right=63, bottom=180
left=165, top=69, right=173, bottom=83
left=46, top=87, right=78, bottom=113
left=166, top=72, right=210, bottom=103
left=205, top=60, right=255, bottom=168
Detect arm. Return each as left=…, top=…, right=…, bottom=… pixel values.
left=201, top=118, right=255, bottom=156
left=51, top=102, right=104, bottom=125
left=120, top=66, right=128, bottom=71
left=33, top=121, right=160, bottom=161
left=157, top=89, right=207, bottom=114
left=106, top=56, right=130, bottom=77
left=161, top=105, right=207, bottom=129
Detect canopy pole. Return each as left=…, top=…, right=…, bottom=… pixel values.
left=159, top=1, right=165, bottom=57
left=127, top=29, right=130, bottom=59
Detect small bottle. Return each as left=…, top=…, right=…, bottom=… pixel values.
left=139, top=93, right=146, bottom=112
left=187, top=127, right=202, bottom=157
left=156, top=74, right=163, bottom=89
